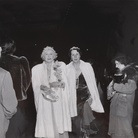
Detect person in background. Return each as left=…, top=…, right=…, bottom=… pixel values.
left=66, top=47, right=104, bottom=138
left=107, top=54, right=138, bottom=138
left=0, top=37, right=31, bottom=138
left=31, top=46, right=71, bottom=138
left=0, top=46, right=18, bottom=138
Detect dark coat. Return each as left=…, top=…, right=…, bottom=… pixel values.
left=0, top=54, right=31, bottom=101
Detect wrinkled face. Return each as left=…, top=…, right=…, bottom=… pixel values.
left=71, top=50, right=81, bottom=63
left=43, top=49, right=55, bottom=63
left=115, top=60, right=125, bottom=71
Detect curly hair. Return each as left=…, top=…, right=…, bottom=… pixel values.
left=41, top=46, right=57, bottom=61
left=0, top=38, right=16, bottom=54
left=112, top=53, right=132, bottom=66
left=68, top=46, right=82, bottom=58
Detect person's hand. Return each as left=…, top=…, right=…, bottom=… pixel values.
left=87, top=97, right=92, bottom=105
left=40, top=85, right=50, bottom=91
left=107, top=91, right=116, bottom=100
left=107, top=80, right=114, bottom=90
left=49, top=81, right=60, bottom=88
left=107, top=80, right=116, bottom=100
left=49, top=81, right=65, bottom=89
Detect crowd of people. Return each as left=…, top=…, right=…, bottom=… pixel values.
left=0, top=37, right=138, bottom=138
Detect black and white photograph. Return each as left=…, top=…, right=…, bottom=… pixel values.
left=0, top=0, right=138, bottom=138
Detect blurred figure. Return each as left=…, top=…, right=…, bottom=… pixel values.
left=66, top=47, right=104, bottom=138
left=32, top=46, right=71, bottom=138
left=0, top=37, right=31, bottom=138
left=0, top=47, right=18, bottom=138
left=107, top=54, right=138, bottom=138
left=133, top=64, right=138, bottom=128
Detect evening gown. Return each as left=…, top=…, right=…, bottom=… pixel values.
left=72, top=73, right=98, bottom=138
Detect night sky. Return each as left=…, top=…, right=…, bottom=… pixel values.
left=0, top=0, right=138, bottom=67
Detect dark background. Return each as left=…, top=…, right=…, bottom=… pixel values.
left=0, top=0, right=138, bottom=68
left=1, top=1, right=138, bottom=137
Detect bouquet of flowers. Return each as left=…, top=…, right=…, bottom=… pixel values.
left=53, top=61, right=62, bottom=81
left=52, top=61, right=65, bottom=89
left=41, top=61, right=66, bottom=102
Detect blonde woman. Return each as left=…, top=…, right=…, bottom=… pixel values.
left=31, top=46, right=71, bottom=138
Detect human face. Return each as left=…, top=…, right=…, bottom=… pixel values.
left=43, top=50, right=54, bottom=63
left=115, top=60, right=125, bottom=71
left=71, top=50, right=81, bottom=63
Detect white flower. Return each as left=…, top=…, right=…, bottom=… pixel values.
left=53, top=61, right=62, bottom=81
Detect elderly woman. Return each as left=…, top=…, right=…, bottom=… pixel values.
left=107, top=54, right=138, bottom=138
left=31, top=46, right=71, bottom=138
left=66, top=47, right=104, bottom=138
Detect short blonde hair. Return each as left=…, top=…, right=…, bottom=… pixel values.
left=41, top=46, right=57, bottom=61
